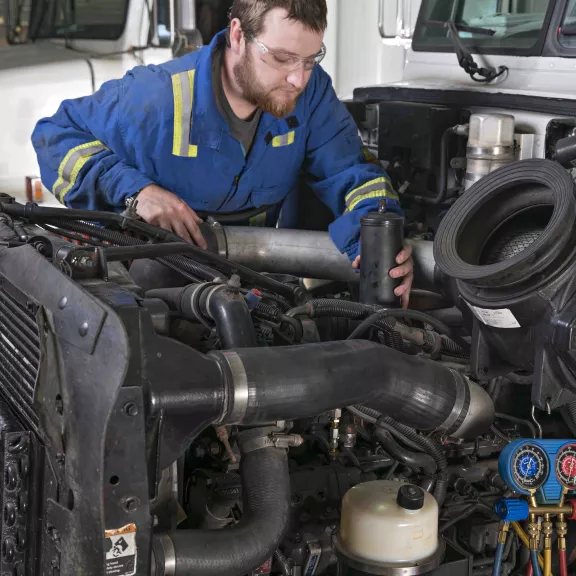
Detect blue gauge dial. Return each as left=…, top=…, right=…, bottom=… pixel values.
left=511, top=444, right=549, bottom=491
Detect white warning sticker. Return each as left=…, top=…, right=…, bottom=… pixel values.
left=105, top=524, right=137, bottom=576
left=468, top=305, right=521, bottom=329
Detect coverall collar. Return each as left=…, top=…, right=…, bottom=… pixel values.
left=187, top=30, right=306, bottom=151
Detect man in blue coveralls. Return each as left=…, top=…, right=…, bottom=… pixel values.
left=32, top=0, right=414, bottom=305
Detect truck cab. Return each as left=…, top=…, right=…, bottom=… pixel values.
left=0, top=0, right=215, bottom=204
left=349, top=0, right=576, bottom=218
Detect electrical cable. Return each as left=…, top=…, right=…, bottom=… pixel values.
left=495, top=413, right=537, bottom=439
left=491, top=425, right=511, bottom=444
left=346, top=308, right=471, bottom=353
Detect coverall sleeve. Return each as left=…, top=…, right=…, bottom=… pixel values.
left=31, top=77, right=154, bottom=211
left=303, top=70, right=402, bottom=262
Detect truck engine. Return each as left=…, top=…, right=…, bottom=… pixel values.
left=4, top=2, right=576, bottom=575
left=3, top=141, right=576, bottom=575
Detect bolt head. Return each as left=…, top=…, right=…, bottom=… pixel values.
left=123, top=497, right=140, bottom=513
left=124, top=403, right=139, bottom=417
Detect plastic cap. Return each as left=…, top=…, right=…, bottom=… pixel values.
left=397, top=485, right=425, bottom=510
left=494, top=498, right=529, bottom=522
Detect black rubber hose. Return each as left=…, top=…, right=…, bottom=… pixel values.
left=305, top=299, right=395, bottom=330
left=212, top=341, right=487, bottom=435
left=440, top=502, right=479, bottom=533
left=302, top=299, right=405, bottom=350
left=8, top=204, right=297, bottom=298
left=495, top=413, right=537, bottom=439
left=352, top=405, right=448, bottom=505
left=103, top=243, right=297, bottom=300
left=440, top=335, right=470, bottom=359
left=154, top=446, right=290, bottom=576
left=44, top=217, right=222, bottom=282
left=565, top=402, right=576, bottom=436
left=147, top=283, right=258, bottom=348
left=344, top=307, right=471, bottom=353
left=374, top=429, right=437, bottom=474
left=208, top=288, right=258, bottom=349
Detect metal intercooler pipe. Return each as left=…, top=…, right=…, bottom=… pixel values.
left=202, top=226, right=439, bottom=291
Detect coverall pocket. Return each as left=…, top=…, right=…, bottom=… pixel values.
left=250, top=183, right=291, bottom=208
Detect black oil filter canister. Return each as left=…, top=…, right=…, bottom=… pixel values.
left=360, top=209, right=405, bottom=307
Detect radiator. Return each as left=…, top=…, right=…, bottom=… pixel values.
left=0, top=275, right=40, bottom=433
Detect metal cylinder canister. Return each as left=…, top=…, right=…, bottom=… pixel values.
left=464, top=113, right=516, bottom=190
left=359, top=207, right=404, bottom=307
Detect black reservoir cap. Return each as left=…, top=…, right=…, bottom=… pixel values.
left=397, top=485, right=425, bottom=510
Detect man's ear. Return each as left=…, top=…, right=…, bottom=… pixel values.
left=228, top=18, right=245, bottom=55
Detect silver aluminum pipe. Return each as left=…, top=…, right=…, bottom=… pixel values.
left=203, top=224, right=438, bottom=291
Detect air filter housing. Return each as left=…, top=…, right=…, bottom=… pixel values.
left=434, top=159, right=576, bottom=411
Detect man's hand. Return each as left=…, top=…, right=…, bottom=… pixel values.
left=352, top=243, right=414, bottom=309
left=135, top=184, right=207, bottom=249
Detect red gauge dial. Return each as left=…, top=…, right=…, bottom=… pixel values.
left=556, top=444, right=576, bottom=489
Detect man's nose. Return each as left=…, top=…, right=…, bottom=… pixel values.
left=286, top=64, right=307, bottom=90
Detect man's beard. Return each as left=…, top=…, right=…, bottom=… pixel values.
left=233, top=51, right=301, bottom=118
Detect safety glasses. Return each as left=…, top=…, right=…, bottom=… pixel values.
left=249, top=35, right=327, bottom=72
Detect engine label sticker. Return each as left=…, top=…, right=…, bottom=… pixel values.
left=105, top=524, right=137, bottom=576
left=468, top=305, right=521, bottom=329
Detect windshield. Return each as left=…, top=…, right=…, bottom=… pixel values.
left=412, top=0, right=553, bottom=54
left=558, top=0, right=576, bottom=48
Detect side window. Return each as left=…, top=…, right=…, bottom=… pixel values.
left=28, top=0, right=129, bottom=40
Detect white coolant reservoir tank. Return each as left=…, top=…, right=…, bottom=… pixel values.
left=464, top=113, right=516, bottom=190
left=334, top=481, right=444, bottom=574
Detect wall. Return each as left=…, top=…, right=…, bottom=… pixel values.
left=323, top=0, right=419, bottom=99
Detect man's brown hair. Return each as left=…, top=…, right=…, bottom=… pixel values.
left=229, top=0, right=328, bottom=39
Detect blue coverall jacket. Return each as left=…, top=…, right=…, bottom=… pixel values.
left=31, top=31, right=401, bottom=261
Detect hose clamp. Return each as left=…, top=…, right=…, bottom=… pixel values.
left=154, top=534, right=176, bottom=576
left=466, top=144, right=516, bottom=159
left=438, top=370, right=470, bottom=435
left=219, top=351, right=249, bottom=425
left=241, top=433, right=304, bottom=454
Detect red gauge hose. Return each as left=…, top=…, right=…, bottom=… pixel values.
left=559, top=549, right=568, bottom=576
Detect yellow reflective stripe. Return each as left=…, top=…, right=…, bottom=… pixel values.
left=52, top=140, right=108, bottom=202
left=272, top=131, right=295, bottom=147
left=346, top=190, right=398, bottom=213
left=362, top=147, right=381, bottom=166
left=345, top=177, right=399, bottom=213
left=249, top=212, right=267, bottom=227
left=171, top=70, right=198, bottom=158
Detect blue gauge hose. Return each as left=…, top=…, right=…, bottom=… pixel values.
left=531, top=550, right=543, bottom=576
left=491, top=539, right=505, bottom=576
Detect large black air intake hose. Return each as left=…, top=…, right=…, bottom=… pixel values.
left=210, top=340, right=493, bottom=439
left=153, top=435, right=289, bottom=576
left=434, top=159, right=576, bottom=410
